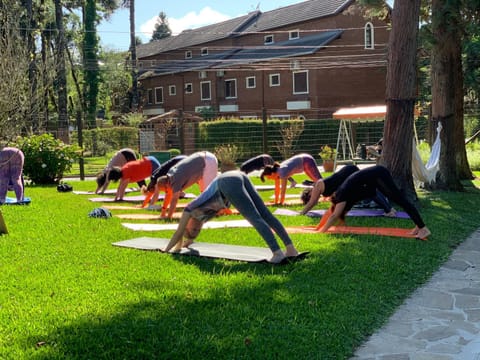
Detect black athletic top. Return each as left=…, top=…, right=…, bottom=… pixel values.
left=240, top=154, right=275, bottom=174
left=322, top=165, right=359, bottom=196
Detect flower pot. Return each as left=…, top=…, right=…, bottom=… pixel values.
left=322, top=159, right=336, bottom=173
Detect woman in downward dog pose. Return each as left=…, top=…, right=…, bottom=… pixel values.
left=155, top=151, right=218, bottom=219
left=107, top=156, right=161, bottom=201
left=163, top=171, right=299, bottom=263
left=260, top=153, right=322, bottom=204
left=300, top=165, right=396, bottom=217
left=318, top=165, right=431, bottom=239
left=240, top=154, right=296, bottom=187
left=143, top=155, right=187, bottom=207
left=95, top=148, right=145, bottom=194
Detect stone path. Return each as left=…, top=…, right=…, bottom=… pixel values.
left=352, top=228, right=480, bottom=359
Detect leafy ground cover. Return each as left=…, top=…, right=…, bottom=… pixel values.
left=0, top=173, right=479, bottom=359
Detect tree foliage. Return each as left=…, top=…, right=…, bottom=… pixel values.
left=151, top=12, right=171, bottom=41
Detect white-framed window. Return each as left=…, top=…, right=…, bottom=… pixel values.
left=269, top=73, right=280, bottom=87
left=224, top=79, right=237, bottom=99
left=147, top=89, right=153, bottom=104
left=199, top=71, right=207, bottom=79
left=264, top=34, right=274, bottom=45
left=289, top=30, right=300, bottom=40
left=200, top=81, right=211, bottom=100
left=201, top=47, right=208, bottom=56
left=293, top=70, right=309, bottom=94
left=185, top=50, right=192, bottom=59
left=185, top=83, right=193, bottom=94
left=154, top=87, right=164, bottom=103
left=364, top=22, right=374, bottom=49
left=169, top=85, right=176, bottom=96
left=246, top=76, right=256, bottom=89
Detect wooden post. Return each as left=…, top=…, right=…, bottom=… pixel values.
left=0, top=210, right=8, bottom=234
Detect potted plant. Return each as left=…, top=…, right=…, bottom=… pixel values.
left=214, top=144, right=241, bottom=172
left=319, top=145, right=337, bottom=172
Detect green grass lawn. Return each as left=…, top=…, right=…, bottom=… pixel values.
left=1, top=174, right=479, bottom=359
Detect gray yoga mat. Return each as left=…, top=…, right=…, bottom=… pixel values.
left=113, top=237, right=308, bottom=263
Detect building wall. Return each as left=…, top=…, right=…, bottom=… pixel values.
left=139, top=4, right=390, bottom=120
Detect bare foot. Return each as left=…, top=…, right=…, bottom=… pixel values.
left=182, top=239, right=193, bottom=248
left=409, top=226, right=420, bottom=235
left=285, top=245, right=299, bottom=257
left=290, top=180, right=297, bottom=188
left=416, top=227, right=431, bottom=240
left=269, top=251, right=286, bottom=264
left=384, top=209, right=397, bottom=217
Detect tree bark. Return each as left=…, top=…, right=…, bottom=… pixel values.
left=54, top=0, right=69, bottom=143
left=381, top=0, right=421, bottom=202
left=129, top=0, right=139, bottom=112
left=430, top=0, right=466, bottom=190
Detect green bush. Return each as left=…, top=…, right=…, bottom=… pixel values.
left=169, top=148, right=181, bottom=157
left=12, top=134, right=80, bottom=184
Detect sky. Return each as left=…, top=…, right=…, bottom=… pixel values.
left=97, top=0, right=305, bottom=51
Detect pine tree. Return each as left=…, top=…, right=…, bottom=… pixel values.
left=151, top=12, right=171, bottom=42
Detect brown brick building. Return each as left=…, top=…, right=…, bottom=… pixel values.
left=136, top=0, right=390, bottom=120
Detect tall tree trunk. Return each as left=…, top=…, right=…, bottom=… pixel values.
left=84, top=0, right=99, bottom=128
left=430, top=0, right=465, bottom=190
left=381, top=0, right=421, bottom=202
left=21, top=0, right=39, bottom=133
left=54, top=0, right=69, bottom=143
left=129, top=0, right=138, bottom=111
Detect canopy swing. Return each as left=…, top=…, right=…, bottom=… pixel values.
left=332, top=105, right=387, bottom=167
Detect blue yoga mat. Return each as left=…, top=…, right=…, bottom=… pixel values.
left=4, top=197, right=31, bottom=205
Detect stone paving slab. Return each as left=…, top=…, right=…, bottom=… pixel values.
left=352, top=229, right=480, bottom=360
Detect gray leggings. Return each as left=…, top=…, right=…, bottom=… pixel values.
left=217, top=173, right=293, bottom=252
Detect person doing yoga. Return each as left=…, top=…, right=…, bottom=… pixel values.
left=107, top=156, right=161, bottom=201
left=260, top=153, right=322, bottom=205
left=240, top=154, right=296, bottom=187
left=95, top=148, right=144, bottom=194
left=300, top=165, right=396, bottom=217
left=318, top=165, right=431, bottom=239
left=143, top=155, right=187, bottom=207
left=0, top=147, right=25, bottom=204
left=155, top=151, right=218, bottom=219
left=163, top=171, right=299, bottom=263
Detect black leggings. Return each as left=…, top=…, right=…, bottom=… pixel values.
left=371, top=167, right=425, bottom=228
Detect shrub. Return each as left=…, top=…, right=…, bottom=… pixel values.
left=214, top=144, right=241, bottom=166
left=169, top=148, right=181, bottom=157
left=13, top=134, right=80, bottom=184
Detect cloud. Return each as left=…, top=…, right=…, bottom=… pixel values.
left=139, top=7, right=231, bottom=40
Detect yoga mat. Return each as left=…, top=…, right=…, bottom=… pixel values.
left=103, top=203, right=190, bottom=211
left=73, top=187, right=138, bottom=195
left=4, top=197, right=31, bottom=205
left=264, top=199, right=304, bottom=206
left=113, top=236, right=309, bottom=263
left=116, top=208, right=240, bottom=220
left=122, top=219, right=252, bottom=231
left=89, top=195, right=146, bottom=203
left=255, top=184, right=311, bottom=191
left=285, top=225, right=422, bottom=240
left=274, top=208, right=410, bottom=219
left=89, top=193, right=196, bottom=203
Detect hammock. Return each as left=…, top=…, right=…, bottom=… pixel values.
left=412, top=122, right=442, bottom=184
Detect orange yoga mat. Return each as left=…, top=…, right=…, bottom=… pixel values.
left=285, top=225, right=424, bottom=240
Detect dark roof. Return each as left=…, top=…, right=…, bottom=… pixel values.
left=137, top=12, right=260, bottom=58
left=139, top=30, right=343, bottom=77
left=136, top=0, right=352, bottom=59
left=242, top=0, right=353, bottom=32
